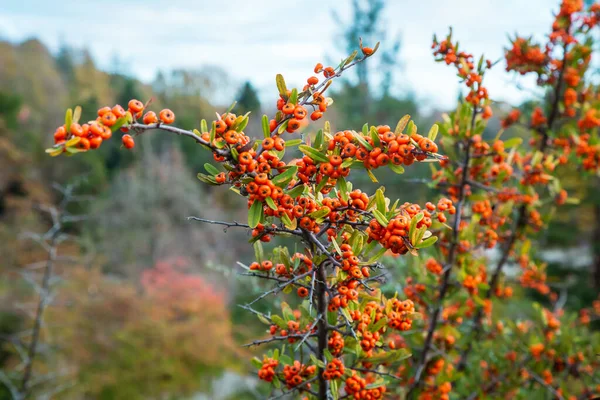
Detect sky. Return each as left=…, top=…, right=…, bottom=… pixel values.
left=0, top=0, right=558, bottom=111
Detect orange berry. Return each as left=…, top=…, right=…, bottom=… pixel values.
left=122, top=134, right=135, bottom=149
left=310, top=111, right=323, bottom=121
left=101, top=112, right=117, bottom=127
left=128, top=99, right=144, bottom=113
left=143, top=111, right=158, bottom=124
left=89, top=136, right=103, bottom=149
left=70, top=123, right=84, bottom=137
left=307, top=76, right=319, bottom=85
left=159, top=109, right=175, bottom=124
left=362, top=47, right=374, bottom=56
left=112, top=105, right=126, bottom=118
left=282, top=103, right=295, bottom=115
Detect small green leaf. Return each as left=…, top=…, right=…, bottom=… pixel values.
left=64, top=108, right=73, bottom=133
left=309, top=208, right=330, bottom=219
left=210, top=121, right=216, bottom=143
left=262, top=115, right=270, bottom=138
left=281, top=213, right=297, bottom=230
left=352, top=131, right=373, bottom=150
left=45, top=147, right=64, bottom=157
left=428, top=124, right=439, bottom=141
left=248, top=200, right=264, bottom=228
left=272, top=166, right=298, bottom=188
left=314, top=129, right=324, bottom=150
left=370, top=126, right=381, bottom=147
left=388, top=163, right=405, bottom=174
left=272, top=315, right=286, bottom=329
left=65, top=136, right=81, bottom=147
left=286, top=184, right=305, bottom=198
left=111, top=116, right=128, bottom=133
left=415, top=234, right=437, bottom=249
left=204, top=163, right=220, bottom=176
left=503, top=137, right=523, bottom=149
left=277, top=120, right=289, bottom=134
left=408, top=212, right=424, bottom=242
left=337, top=176, right=349, bottom=202
left=253, top=240, right=264, bottom=263
left=276, top=74, right=288, bottom=99
left=298, top=145, right=329, bottom=163
left=366, top=169, right=378, bottom=183
left=285, top=139, right=302, bottom=147
left=197, top=173, right=218, bottom=185
left=289, top=88, right=298, bottom=105
left=72, top=106, right=82, bottom=124
left=375, top=188, right=386, bottom=214
left=372, top=210, right=389, bottom=227
left=394, top=115, right=411, bottom=135
left=265, top=197, right=278, bottom=210
left=201, top=119, right=208, bottom=133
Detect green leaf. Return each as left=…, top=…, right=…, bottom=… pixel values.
left=65, top=136, right=81, bottom=147
left=262, top=115, right=270, bottom=138
left=272, top=166, right=298, bottom=188
left=251, top=357, right=263, bottom=368
left=298, top=145, right=329, bottom=163
left=234, top=115, right=249, bottom=132
left=394, top=115, right=411, bottom=135
left=503, top=137, right=523, bottom=149
left=343, top=50, right=358, bottom=67
left=341, top=158, right=355, bottom=168
left=248, top=200, right=263, bottom=228
left=372, top=210, right=389, bottom=227
left=309, top=208, right=330, bottom=219
left=286, top=184, right=305, bottom=198
left=197, top=173, right=218, bottom=185
left=265, top=196, right=278, bottom=210
left=72, top=106, right=82, bottom=124
left=201, top=119, right=208, bottom=133
left=272, top=315, right=286, bottom=329
left=285, top=139, right=302, bottom=147
left=337, top=176, right=349, bottom=202
left=253, top=240, right=264, bottom=263
left=230, top=146, right=239, bottom=161
left=64, top=108, right=73, bottom=133
left=210, top=121, right=216, bottom=143
left=366, top=247, right=387, bottom=264
left=276, top=74, right=288, bottom=99
left=366, top=169, right=378, bottom=183
left=289, top=88, right=298, bottom=104
left=257, top=314, right=271, bottom=325
left=204, top=163, right=220, bottom=176
left=352, top=131, right=373, bottom=150
left=310, top=354, right=326, bottom=369
left=370, top=126, right=381, bottom=147
left=375, top=188, right=386, bottom=214
left=281, top=302, right=295, bottom=321
left=388, top=163, right=405, bottom=174
left=408, top=212, right=424, bottom=243
left=314, top=129, right=324, bottom=150
left=111, top=116, right=128, bottom=133
left=277, top=120, right=289, bottom=134
left=45, top=147, right=64, bottom=157
left=428, top=124, right=439, bottom=141
left=281, top=213, right=297, bottom=230
left=415, top=235, right=438, bottom=249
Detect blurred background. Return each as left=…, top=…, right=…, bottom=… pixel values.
left=1, top=0, right=599, bottom=399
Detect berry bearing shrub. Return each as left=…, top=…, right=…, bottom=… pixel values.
left=46, top=2, right=600, bottom=399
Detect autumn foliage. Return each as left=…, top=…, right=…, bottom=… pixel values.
left=45, top=1, right=600, bottom=399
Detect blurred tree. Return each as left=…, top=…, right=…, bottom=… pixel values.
left=331, top=0, right=403, bottom=127
left=47, top=261, right=242, bottom=400
left=235, top=81, right=261, bottom=115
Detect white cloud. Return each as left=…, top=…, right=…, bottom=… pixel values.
left=1, top=0, right=560, bottom=111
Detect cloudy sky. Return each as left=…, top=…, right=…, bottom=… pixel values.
left=1, top=0, right=557, bottom=110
